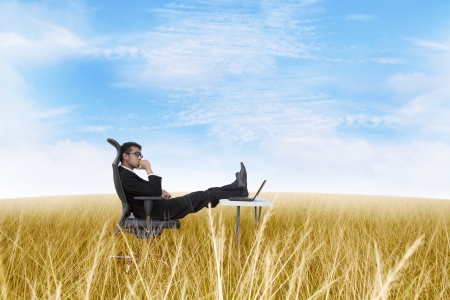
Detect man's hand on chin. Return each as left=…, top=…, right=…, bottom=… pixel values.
left=137, top=159, right=153, bottom=175
left=161, top=189, right=172, bottom=200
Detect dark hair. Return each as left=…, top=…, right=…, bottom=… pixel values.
left=120, top=142, right=142, bottom=162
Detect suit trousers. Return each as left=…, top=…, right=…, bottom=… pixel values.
left=150, top=182, right=242, bottom=220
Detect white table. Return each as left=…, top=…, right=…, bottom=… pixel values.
left=219, top=198, right=273, bottom=244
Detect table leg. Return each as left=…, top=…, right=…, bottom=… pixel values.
left=254, top=206, right=262, bottom=224
left=236, top=206, right=241, bottom=244
left=259, top=206, right=262, bottom=223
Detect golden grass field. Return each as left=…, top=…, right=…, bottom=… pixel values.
left=1, top=192, right=450, bottom=299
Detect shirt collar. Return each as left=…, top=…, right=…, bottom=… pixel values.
left=120, top=165, right=137, bottom=173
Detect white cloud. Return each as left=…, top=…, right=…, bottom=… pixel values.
left=0, top=1, right=113, bottom=198
left=34, top=107, right=74, bottom=119
left=410, top=38, right=450, bottom=51
left=387, top=72, right=435, bottom=96
left=0, top=63, right=113, bottom=199
left=0, top=1, right=95, bottom=64
left=371, top=57, right=406, bottom=65
left=114, top=1, right=318, bottom=90
left=135, top=134, right=450, bottom=200
left=0, top=1, right=90, bottom=32
left=382, top=51, right=450, bottom=135
left=261, top=137, right=450, bottom=199
left=158, top=70, right=338, bottom=143
left=344, top=14, right=377, bottom=21
left=79, top=125, right=114, bottom=132
left=0, top=140, right=113, bottom=199
left=0, top=23, right=105, bottom=64
left=343, top=114, right=391, bottom=128
left=342, top=38, right=450, bottom=138
left=0, top=1, right=144, bottom=65
left=0, top=62, right=48, bottom=145
left=0, top=0, right=449, bottom=201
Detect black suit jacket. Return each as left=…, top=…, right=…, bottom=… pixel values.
left=119, top=166, right=163, bottom=218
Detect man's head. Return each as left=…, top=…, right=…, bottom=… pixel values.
left=120, top=142, right=143, bottom=169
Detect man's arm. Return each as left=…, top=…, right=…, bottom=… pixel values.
left=138, top=160, right=171, bottom=199
left=120, top=168, right=162, bottom=197
left=137, top=160, right=153, bottom=175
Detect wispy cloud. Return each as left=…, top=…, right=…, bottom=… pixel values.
left=344, top=14, right=377, bottom=21
left=1, top=0, right=450, bottom=199
left=79, top=125, right=114, bottom=132
left=0, top=140, right=113, bottom=199
left=0, top=62, right=48, bottom=145
left=344, top=43, right=450, bottom=138
left=104, top=1, right=333, bottom=145
left=0, top=2, right=142, bottom=64
left=167, top=90, right=339, bottom=143
left=392, top=47, right=450, bottom=134
left=0, top=25, right=98, bottom=65
left=112, top=1, right=320, bottom=90
left=371, top=57, right=406, bottom=64
left=410, top=38, right=450, bottom=51
left=386, top=72, right=435, bottom=96
left=34, top=107, right=74, bottom=119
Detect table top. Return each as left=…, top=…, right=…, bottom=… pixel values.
left=219, top=198, right=273, bottom=207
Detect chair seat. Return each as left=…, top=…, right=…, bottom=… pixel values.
left=116, top=217, right=181, bottom=239
left=122, top=216, right=181, bottom=230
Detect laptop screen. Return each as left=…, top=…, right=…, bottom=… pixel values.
left=251, top=180, right=267, bottom=200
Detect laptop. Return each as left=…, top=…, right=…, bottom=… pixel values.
left=228, top=180, right=267, bottom=201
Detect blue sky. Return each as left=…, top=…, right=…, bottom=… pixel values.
left=1, top=0, right=450, bottom=199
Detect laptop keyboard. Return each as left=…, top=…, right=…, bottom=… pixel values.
left=228, top=197, right=253, bottom=201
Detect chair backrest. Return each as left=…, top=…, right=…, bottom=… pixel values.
left=107, top=138, right=131, bottom=220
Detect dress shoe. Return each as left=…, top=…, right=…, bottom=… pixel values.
left=237, top=162, right=247, bottom=190
left=232, top=172, right=240, bottom=189
left=235, top=172, right=249, bottom=197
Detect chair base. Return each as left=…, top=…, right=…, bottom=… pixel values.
left=116, top=216, right=181, bottom=239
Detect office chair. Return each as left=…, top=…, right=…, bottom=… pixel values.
left=107, top=138, right=180, bottom=239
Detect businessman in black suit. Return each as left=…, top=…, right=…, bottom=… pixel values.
left=119, top=142, right=248, bottom=220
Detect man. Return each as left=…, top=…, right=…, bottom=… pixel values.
left=119, top=142, right=248, bottom=220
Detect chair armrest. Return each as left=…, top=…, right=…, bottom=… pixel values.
left=134, top=196, right=165, bottom=200
left=133, top=196, right=164, bottom=229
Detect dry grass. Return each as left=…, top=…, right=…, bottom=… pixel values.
left=1, top=192, right=450, bottom=299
